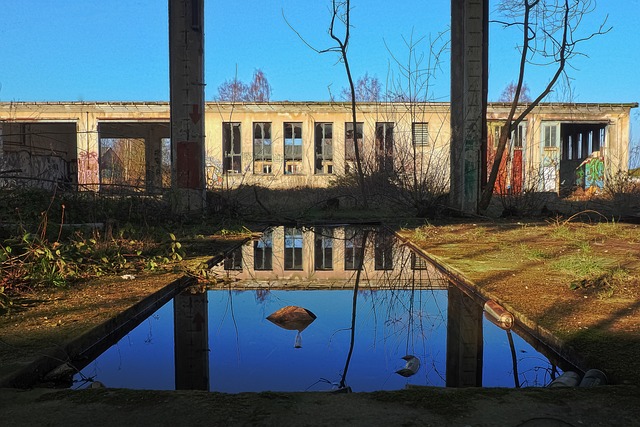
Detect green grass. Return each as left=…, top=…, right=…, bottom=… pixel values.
left=516, top=243, right=552, bottom=261
left=552, top=254, right=608, bottom=279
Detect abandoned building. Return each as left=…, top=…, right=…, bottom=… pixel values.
left=0, top=101, right=635, bottom=196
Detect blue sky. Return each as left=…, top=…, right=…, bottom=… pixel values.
left=1, top=1, right=638, bottom=146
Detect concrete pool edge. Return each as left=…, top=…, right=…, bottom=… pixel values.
left=396, top=235, right=588, bottom=376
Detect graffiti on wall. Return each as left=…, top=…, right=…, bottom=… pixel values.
left=78, top=150, right=99, bottom=188
left=0, top=150, right=72, bottom=189
left=577, top=153, right=604, bottom=190
left=206, top=157, right=223, bottom=188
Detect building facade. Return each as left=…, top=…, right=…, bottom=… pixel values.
left=0, top=101, right=635, bottom=195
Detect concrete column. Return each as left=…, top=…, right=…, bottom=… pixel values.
left=77, top=112, right=100, bottom=191
left=173, top=289, right=210, bottom=390
left=446, top=285, right=483, bottom=387
left=450, top=0, right=488, bottom=213
left=169, top=0, right=206, bottom=212
left=145, top=126, right=166, bottom=193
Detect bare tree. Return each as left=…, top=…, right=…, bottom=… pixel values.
left=498, top=81, right=532, bottom=102
left=216, top=78, right=248, bottom=102
left=285, top=0, right=368, bottom=207
left=478, top=0, right=611, bottom=212
left=340, top=73, right=382, bottom=102
left=246, top=69, right=272, bottom=102
left=216, top=69, right=271, bottom=102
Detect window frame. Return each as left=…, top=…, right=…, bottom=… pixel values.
left=314, top=122, right=334, bottom=174
left=253, top=122, right=273, bottom=174
left=284, top=122, right=303, bottom=175
left=412, top=122, right=429, bottom=146
left=223, top=122, right=242, bottom=174
left=375, top=122, right=394, bottom=173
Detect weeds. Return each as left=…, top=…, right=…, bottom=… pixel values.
left=519, top=244, right=551, bottom=261
left=568, top=267, right=630, bottom=300
left=0, top=286, right=12, bottom=314
left=552, top=253, right=607, bottom=279
left=1, top=223, right=187, bottom=312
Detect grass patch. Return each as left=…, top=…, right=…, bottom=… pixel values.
left=519, top=244, right=553, bottom=261
left=552, top=253, right=608, bottom=279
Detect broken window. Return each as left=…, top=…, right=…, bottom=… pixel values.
left=314, top=123, right=334, bottom=174
left=411, top=252, right=430, bottom=270
left=375, top=122, right=394, bottom=173
left=284, top=227, right=303, bottom=270
left=223, top=122, right=242, bottom=173
left=511, top=122, right=526, bottom=148
left=224, top=246, right=243, bottom=271
left=284, top=122, right=303, bottom=174
left=374, top=230, right=394, bottom=270
left=99, top=137, right=146, bottom=191
left=412, top=122, right=429, bottom=146
left=254, top=230, right=273, bottom=270
left=314, top=227, right=333, bottom=270
left=345, top=122, right=363, bottom=174
left=344, top=227, right=365, bottom=271
left=253, top=122, right=272, bottom=174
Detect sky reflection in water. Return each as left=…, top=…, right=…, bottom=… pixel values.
left=74, top=288, right=558, bottom=392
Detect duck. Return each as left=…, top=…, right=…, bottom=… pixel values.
left=395, top=355, right=421, bottom=377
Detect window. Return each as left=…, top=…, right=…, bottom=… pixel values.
left=375, top=122, right=394, bottom=173
left=412, top=122, right=429, bottom=146
left=345, top=122, right=363, bottom=174
left=511, top=122, right=526, bottom=148
left=314, top=227, right=333, bottom=270
left=411, top=252, right=429, bottom=270
left=344, top=227, right=365, bottom=270
left=314, top=123, right=334, bottom=174
left=253, top=122, right=272, bottom=174
left=224, top=246, right=243, bottom=270
left=284, top=122, right=303, bottom=174
left=284, top=227, right=303, bottom=270
left=254, top=230, right=273, bottom=270
left=542, top=122, right=559, bottom=148
left=374, top=230, right=394, bottom=270
left=223, top=122, right=242, bottom=173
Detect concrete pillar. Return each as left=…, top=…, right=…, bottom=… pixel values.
left=169, top=0, right=206, bottom=212
left=77, top=112, right=100, bottom=191
left=145, top=126, right=165, bottom=193
left=450, top=0, right=488, bottom=213
left=173, top=289, right=210, bottom=390
left=446, top=285, right=483, bottom=387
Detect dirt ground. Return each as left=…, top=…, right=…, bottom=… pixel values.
left=1, top=220, right=640, bottom=426
left=2, top=385, right=639, bottom=426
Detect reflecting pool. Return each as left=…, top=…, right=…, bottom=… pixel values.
left=72, top=226, right=572, bottom=392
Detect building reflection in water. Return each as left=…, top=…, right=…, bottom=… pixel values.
left=216, top=226, right=449, bottom=290
left=208, top=226, right=492, bottom=389
left=74, top=226, right=569, bottom=392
